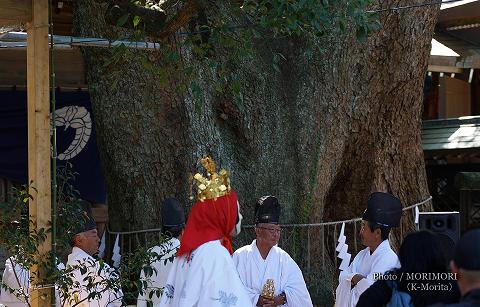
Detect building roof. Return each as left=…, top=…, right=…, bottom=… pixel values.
left=434, top=0, right=480, bottom=56
left=422, top=116, right=480, bottom=152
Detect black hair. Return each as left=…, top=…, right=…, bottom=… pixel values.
left=395, top=230, right=456, bottom=306
left=398, top=230, right=447, bottom=274
left=163, top=225, right=184, bottom=239
left=367, top=221, right=391, bottom=241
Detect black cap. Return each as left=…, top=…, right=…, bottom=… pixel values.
left=255, top=196, right=281, bottom=224
left=77, top=200, right=97, bottom=233
left=362, top=192, right=402, bottom=227
left=453, top=229, right=480, bottom=270
left=69, top=201, right=96, bottom=246
left=161, top=198, right=185, bottom=227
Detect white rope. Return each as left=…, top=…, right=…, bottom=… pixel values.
left=107, top=226, right=163, bottom=235
left=243, top=195, right=432, bottom=228
left=106, top=196, right=432, bottom=234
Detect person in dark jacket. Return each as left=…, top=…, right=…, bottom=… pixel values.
left=431, top=229, right=480, bottom=307
left=356, top=230, right=460, bottom=307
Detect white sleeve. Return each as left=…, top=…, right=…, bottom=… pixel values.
left=354, top=253, right=399, bottom=295
left=339, top=250, right=363, bottom=282
left=96, top=263, right=123, bottom=307
left=335, top=251, right=364, bottom=307
left=282, top=259, right=313, bottom=307
left=136, top=267, right=148, bottom=307
left=232, top=252, right=259, bottom=306
left=0, top=258, right=29, bottom=305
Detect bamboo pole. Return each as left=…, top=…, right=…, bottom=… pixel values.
left=27, top=0, right=53, bottom=306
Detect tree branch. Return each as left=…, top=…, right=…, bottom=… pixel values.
left=158, top=0, right=200, bottom=39
left=102, top=0, right=200, bottom=41
left=104, top=0, right=168, bottom=35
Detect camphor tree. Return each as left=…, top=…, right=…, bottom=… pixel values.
left=71, top=0, right=437, bottom=304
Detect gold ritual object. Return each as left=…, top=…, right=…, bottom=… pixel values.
left=261, top=279, right=275, bottom=300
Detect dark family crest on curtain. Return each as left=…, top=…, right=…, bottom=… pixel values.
left=0, top=90, right=106, bottom=203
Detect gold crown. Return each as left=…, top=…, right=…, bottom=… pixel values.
left=190, top=156, right=231, bottom=202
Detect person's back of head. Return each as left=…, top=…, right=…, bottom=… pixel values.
left=397, top=231, right=461, bottom=307
left=161, top=198, right=185, bottom=239
left=450, top=229, right=480, bottom=297
left=399, top=230, right=447, bottom=274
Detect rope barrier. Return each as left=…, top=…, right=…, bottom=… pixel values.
left=243, top=195, right=432, bottom=228
left=107, top=195, right=432, bottom=234
left=107, top=226, right=163, bottom=235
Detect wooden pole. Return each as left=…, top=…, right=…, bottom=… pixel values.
left=27, top=0, right=53, bottom=306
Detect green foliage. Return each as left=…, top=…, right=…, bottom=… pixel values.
left=0, top=165, right=174, bottom=306
left=241, top=0, right=380, bottom=39
left=117, top=0, right=381, bottom=112
left=117, top=14, right=130, bottom=27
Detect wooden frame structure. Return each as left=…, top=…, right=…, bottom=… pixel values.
left=1, top=1, right=53, bottom=306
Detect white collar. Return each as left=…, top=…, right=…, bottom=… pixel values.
left=70, top=246, right=95, bottom=261
left=369, top=239, right=391, bottom=256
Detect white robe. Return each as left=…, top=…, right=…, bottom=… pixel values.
left=64, top=247, right=123, bottom=307
left=159, top=240, right=252, bottom=307
left=0, top=257, right=64, bottom=307
left=137, top=237, right=180, bottom=307
left=335, top=239, right=400, bottom=307
left=232, top=240, right=313, bottom=307
left=0, top=257, right=30, bottom=307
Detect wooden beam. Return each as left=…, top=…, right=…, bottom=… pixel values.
left=0, top=48, right=87, bottom=88
left=26, top=0, right=52, bottom=306
left=429, top=55, right=480, bottom=69
left=0, top=0, right=31, bottom=26
left=427, top=65, right=463, bottom=73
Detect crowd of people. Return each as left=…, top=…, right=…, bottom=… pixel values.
left=1, top=158, right=480, bottom=307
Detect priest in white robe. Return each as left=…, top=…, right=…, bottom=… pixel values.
left=0, top=256, right=65, bottom=307
left=233, top=196, right=313, bottom=307
left=63, top=202, right=123, bottom=307
left=137, top=198, right=185, bottom=307
left=0, top=256, right=30, bottom=307
left=159, top=157, right=251, bottom=307
left=335, top=192, right=402, bottom=307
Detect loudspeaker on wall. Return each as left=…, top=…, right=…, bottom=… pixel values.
left=419, top=212, right=460, bottom=261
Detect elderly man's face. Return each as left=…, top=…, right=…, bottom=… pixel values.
left=255, top=223, right=281, bottom=248
left=74, top=229, right=100, bottom=256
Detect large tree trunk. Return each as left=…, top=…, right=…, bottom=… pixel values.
left=73, top=1, right=438, bottom=304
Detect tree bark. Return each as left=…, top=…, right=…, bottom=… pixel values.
left=73, top=0, right=438, bottom=304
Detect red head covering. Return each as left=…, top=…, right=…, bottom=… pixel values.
left=177, top=191, right=238, bottom=257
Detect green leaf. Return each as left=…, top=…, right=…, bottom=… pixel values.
left=232, top=80, right=242, bottom=95
left=133, top=15, right=142, bottom=28
left=356, top=26, right=367, bottom=42
left=193, top=100, right=202, bottom=115
left=116, top=14, right=130, bottom=27
left=272, top=63, right=281, bottom=73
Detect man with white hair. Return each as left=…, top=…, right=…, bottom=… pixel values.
left=63, top=201, right=123, bottom=307
left=233, top=195, right=313, bottom=307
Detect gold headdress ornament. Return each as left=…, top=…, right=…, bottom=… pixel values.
left=190, top=156, right=231, bottom=202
